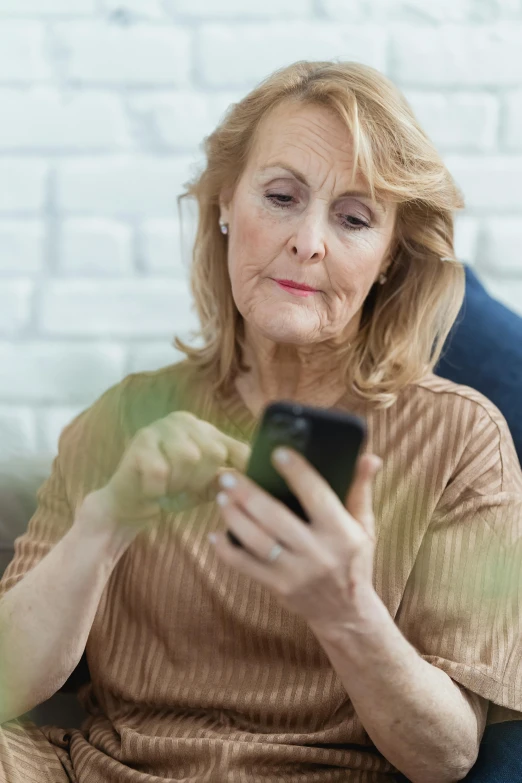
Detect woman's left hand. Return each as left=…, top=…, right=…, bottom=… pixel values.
left=209, top=447, right=383, bottom=638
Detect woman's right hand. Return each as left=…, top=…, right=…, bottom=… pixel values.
left=84, top=411, right=251, bottom=539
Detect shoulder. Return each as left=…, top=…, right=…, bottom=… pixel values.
left=60, top=358, right=208, bottom=450
left=53, top=360, right=202, bottom=498
left=56, top=359, right=197, bottom=455
left=412, top=372, right=509, bottom=429
left=117, top=359, right=205, bottom=437
left=409, top=373, right=521, bottom=496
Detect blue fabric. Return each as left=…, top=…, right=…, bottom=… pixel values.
left=394, top=720, right=522, bottom=782
left=462, top=722, right=522, bottom=782
left=434, top=264, right=522, bottom=467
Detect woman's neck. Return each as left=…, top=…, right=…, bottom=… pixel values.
left=234, top=334, right=349, bottom=417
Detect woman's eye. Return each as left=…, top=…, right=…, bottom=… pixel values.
left=265, top=194, right=370, bottom=231
left=339, top=215, right=370, bottom=231
left=265, top=193, right=295, bottom=207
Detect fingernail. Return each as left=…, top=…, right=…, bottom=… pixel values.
left=219, top=472, right=237, bottom=489
left=273, top=447, right=290, bottom=464
left=216, top=491, right=229, bottom=506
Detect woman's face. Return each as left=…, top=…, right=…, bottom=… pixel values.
left=220, top=101, right=397, bottom=346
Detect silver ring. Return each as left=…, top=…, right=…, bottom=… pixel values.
left=267, top=543, right=284, bottom=563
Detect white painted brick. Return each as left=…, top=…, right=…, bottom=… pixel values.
left=0, top=342, right=126, bottom=402
left=392, top=24, right=522, bottom=87
left=321, top=0, right=381, bottom=21
left=0, top=22, right=50, bottom=82
left=198, top=23, right=387, bottom=87
left=453, top=216, right=479, bottom=265
left=169, top=0, right=313, bottom=18
left=444, top=156, right=522, bottom=211
left=38, top=405, right=89, bottom=457
left=476, top=218, right=522, bottom=275
left=0, top=90, right=130, bottom=151
left=322, top=0, right=522, bottom=23
left=404, top=92, right=498, bottom=152
left=0, top=0, right=95, bottom=13
left=127, top=341, right=187, bottom=374
left=0, top=161, right=47, bottom=213
left=41, top=279, right=198, bottom=337
left=58, top=157, right=193, bottom=217
left=60, top=219, right=133, bottom=275
left=0, top=407, right=37, bottom=459
left=479, top=277, right=522, bottom=317
left=207, top=91, right=247, bottom=125
left=0, top=281, right=32, bottom=334
left=104, top=0, right=165, bottom=18
left=141, top=220, right=185, bottom=275
left=505, top=90, right=522, bottom=151
left=55, top=22, right=191, bottom=86
left=129, top=91, right=245, bottom=150
left=0, top=222, right=44, bottom=272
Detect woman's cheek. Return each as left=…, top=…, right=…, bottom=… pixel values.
left=235, top=207, right=285, bottom=272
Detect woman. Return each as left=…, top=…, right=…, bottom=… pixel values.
left=0, top=61, right=521, bottom=783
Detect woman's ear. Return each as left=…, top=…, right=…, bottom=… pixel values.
left=219, top=187, right=233, bottom=225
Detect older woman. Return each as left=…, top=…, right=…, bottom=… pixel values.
left=0, top=61, right=521, bottom=783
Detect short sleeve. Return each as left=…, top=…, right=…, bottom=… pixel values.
left=395, top=401, right=522, bottom=713
left=0, top=378, right=130, bottom=602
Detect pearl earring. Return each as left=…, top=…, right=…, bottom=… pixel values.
left=219, top=220, right=228, bottom=235
left=378, top=273, right=387, bottom=285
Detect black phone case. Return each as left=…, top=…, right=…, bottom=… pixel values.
left=226, top=401, right=367, bottom=548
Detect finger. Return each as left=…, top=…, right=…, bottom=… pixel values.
left=158, top=437, right=202, bottom=495
left=126, top=429, right=173, bottom=500
left=157, top=430, right=222, bottom=501
left=221, top=435, right=251, bottom=473
left=209, top=527, right=287, bottom=592
left=216, top=471, right=314, bottom=553
left=270, top=448, right=346, bottom=527
left=345, top=454, right=382, bottom=539
left=158, top=490, right=200, bottom=513
left=216, top=491, right=278, bottom=560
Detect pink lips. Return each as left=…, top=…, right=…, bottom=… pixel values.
left=273, top=279, right=318, bottom=297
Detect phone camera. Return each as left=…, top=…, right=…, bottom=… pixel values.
left=269, top=415, right=309, bottom=449
left=292, top=417, right=308, bottom=433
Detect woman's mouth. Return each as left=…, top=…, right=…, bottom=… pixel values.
left=273, top=279, right=319, bottom=297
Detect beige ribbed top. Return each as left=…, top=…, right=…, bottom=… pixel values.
left=2, top=360, right=522, bottom=782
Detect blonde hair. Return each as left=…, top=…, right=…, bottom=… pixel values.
left=175, top=60, right=466, bottom=409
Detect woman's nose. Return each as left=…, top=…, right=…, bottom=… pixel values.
left=288, top=214, right=326, bottom=263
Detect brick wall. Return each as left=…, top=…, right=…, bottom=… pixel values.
left=1, top=0, right=521, bottom=459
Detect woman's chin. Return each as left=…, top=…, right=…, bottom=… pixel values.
left=253, top=317, right=318, bottom=345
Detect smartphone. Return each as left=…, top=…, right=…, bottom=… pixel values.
left=226, top=400, right=367, bottom=548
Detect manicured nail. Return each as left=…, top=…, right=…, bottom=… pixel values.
left=216, top=491, right=229, bottom=506
left=219, top=472, right=237, bottom=489
left=273, top=447, right=290, bottom=464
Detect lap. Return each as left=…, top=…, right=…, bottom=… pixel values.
left=0, top=718, right=70, bottom=783
left=4, top=715, right=522, bottom=782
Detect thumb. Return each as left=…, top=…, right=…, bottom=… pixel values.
left=345, top=454, right=382, bottom=535
left=224, top=437, right=252, bottom=473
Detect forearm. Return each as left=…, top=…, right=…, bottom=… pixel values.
left=312, top=591, right=480, bottom=783
left=0, top=492, right=135, bottom=723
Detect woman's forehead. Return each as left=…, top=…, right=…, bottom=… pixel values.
left=245, top=102, right=370, bottom=189
left=252, top=101, right=355, bottom=163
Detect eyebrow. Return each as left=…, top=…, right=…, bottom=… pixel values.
left=260, top=163, right=387, bottom=213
